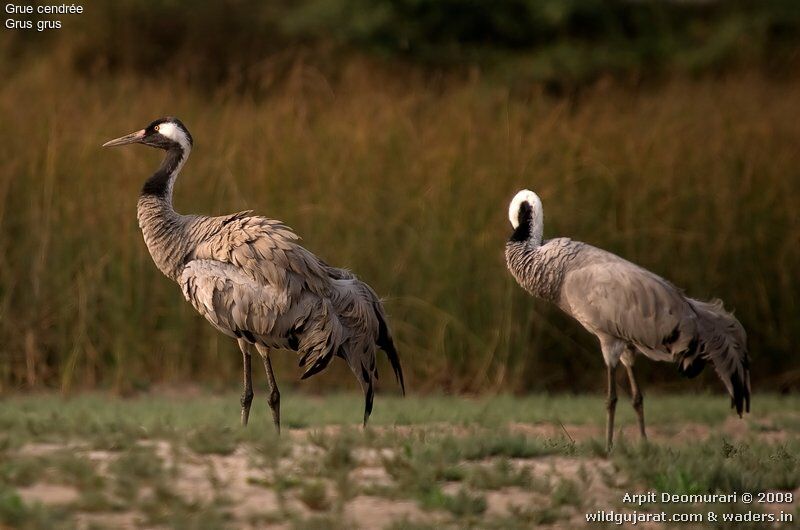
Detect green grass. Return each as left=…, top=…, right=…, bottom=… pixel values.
left=0, top=457, right=43, bottom=487
left=1, top=391, right=797, bottom=441
left=138, top=484, right=233, bottom=529
left=611, top=437, right=800, bottom=529
left=109, top=445, right=165, bottom=500
left=186, top=425, right=239, bottom=456
left=433, top=487, right=487, bottom=518
left=297, top=480, right=332, bottom=512
left=464, top=458, right=532, bottom=490
left=614, top=437, right=800, bottom=495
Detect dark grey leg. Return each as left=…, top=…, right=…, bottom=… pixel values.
left=606, top=364, right=618, bottom=454
left=256, top=345, right=280, bottom=433
left=624, top=362, right=646, bottom=441
left=238, top=339, right=254, bottom=427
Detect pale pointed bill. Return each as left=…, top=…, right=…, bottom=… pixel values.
left=102, top=129, right=145, bottom=147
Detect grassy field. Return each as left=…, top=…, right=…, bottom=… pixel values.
left=1, top=392, right=798, bottom=529
left=2, top=5, right=799, bottom=527
left=0, top=58, right=798, bottom=394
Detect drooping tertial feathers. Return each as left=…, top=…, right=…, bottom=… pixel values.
left=505, top=189, right=750, bottom=452
left=104, top=117, right=405, bottom=431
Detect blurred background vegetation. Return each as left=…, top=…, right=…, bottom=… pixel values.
left=0, top=0, right=798, bottom=395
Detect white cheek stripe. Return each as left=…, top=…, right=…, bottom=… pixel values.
left=158, top=122, right=191, bottom=152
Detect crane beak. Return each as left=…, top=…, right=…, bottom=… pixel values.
left=102, top=129, right=145, bottom=147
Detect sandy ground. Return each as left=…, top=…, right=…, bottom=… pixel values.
left=9, top=417, right=797, bottom=529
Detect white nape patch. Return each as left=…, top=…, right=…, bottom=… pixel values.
left=157, top=122, right=191, bottom=152
left=508, top=189, right=542, bottom=228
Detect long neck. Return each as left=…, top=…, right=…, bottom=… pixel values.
left=141, top=146, right=189, bottom=203
left=510, top=203, right=543, bottom=247
left=137, top=146, right=193, bottom=281
left=505, top=237, right=579, bottom=303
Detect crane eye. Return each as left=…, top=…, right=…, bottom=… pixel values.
left=154, top=125, right=160, bottom=132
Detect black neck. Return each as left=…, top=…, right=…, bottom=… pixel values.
left=141, top=147, right=185, bottom=198
left=509, top=202, right=533, bottom=242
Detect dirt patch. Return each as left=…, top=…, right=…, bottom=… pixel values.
left=484, top=487, right=540, bottom=516
left=231, top=487, right=281, bottom=520
left=17, top=483, right=79, bottom=505
left=17, top=442, right=79, bottom=457
left=352, top=447, right=396, bottom=466
left=74, top=512, right=142, bottom=530
left=350, top=466, right=393, bottom=489
left=511, top=456, right=618, bottom=508
left=176, top=446, right=276, bottom=515
left=344, top=495, right=431, bottom=529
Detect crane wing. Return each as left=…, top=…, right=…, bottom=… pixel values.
left=191, top=215, right=333, bottom=298
left=180, top=259, right=344, bottom=376
left=561, top=248, right=697, bottom=356
left=180, top=259, right=289, bottom=341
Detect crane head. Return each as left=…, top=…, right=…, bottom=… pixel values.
left=508, top=189, right=544, bottom=244
left=102, top=117, right=193, bottom=152
left=508, top=189, right=542, bottom=229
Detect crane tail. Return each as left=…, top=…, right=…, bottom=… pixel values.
left=363, top=371, right=375, bottom=427
left=300, top=348, right=335, bottom=380
left=675, top=337, right=707, bottom=379
left=297, top=300, right=343, bottom=380
left=374, top=303, right=405, bottom=395
left=689, top=299, right=751, bottom=417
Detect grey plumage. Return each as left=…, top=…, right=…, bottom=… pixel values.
left=105, top=117, right=405, bottom=431
left=505, top=189, right=750, bottom=451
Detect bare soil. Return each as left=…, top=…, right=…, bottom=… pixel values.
left=9, top=419, right=792, bottom=529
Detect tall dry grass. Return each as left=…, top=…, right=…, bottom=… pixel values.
left=0, top=57, right=798, bottom=394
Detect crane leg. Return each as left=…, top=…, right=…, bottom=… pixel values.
left=256, top=345, right=280, bottom=434
left=237, top=339, right=254, bottom=427
left=624, top=362, right=646, bottom=441
left=605, top=363, right=618, bottom=454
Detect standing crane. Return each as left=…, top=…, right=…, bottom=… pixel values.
left=103, top=117, right=405, bottom=431
left=505, top=189, right=750, bottom=452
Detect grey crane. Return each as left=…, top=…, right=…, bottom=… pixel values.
left=103, top=117, right=405, bottom=431
left=505, top=189, right=750, bottom=452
